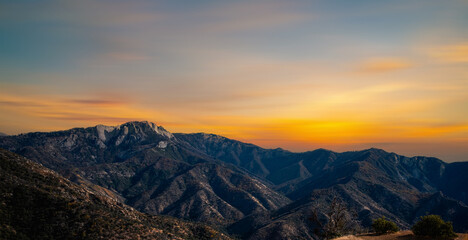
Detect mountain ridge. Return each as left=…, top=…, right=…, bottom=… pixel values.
left=3, top=121, right=459, bottom=163
left=0, top=121, right=291, bottom=226
left=1, top=121, right=467, bottom=239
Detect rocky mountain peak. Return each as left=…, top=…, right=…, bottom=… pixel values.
left=119, top=121, right=173, bottom=138
left=94, top=121, right=174, bottom=147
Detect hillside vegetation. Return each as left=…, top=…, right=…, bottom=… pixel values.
left=0, top=148, right=231, bottom=240
left=1, top=121, right=467, bottom=239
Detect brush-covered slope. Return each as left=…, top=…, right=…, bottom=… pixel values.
left=0, top=122, right=290, bottom=225
left=2, top=121, right=467, bottom=239
left=176, top=134, right=467, bottom=205
left=229, top=149, right=468, bottom=239
left=0, top=148, right=232, bottom=240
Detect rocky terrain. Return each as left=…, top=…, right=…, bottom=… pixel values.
left=0, top=122, right=290, bottom=226
left=0, top=148, right=232, bottom=239
left=1, top=121, right=467, bottom=239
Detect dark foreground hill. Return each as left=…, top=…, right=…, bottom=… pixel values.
left=0, top=148, right=232, bottom=240
left=1, top=121, right=467, bottom=239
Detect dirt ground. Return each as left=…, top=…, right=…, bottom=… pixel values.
left=334, top=230, right=468, bottom=240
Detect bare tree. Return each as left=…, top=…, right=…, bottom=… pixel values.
left=309, top=197, right=359, bottom=240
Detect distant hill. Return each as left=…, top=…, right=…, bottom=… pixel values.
left=1, top=121, right=467, bottom=239
left=177, top=133, right=468, bottom=238
left=0, top=148, right=232, bottom=240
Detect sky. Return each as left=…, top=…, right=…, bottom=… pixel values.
left=1, top=0, right=468, bottom=162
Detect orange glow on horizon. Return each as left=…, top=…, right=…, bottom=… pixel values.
left=1, top=92, right=467, bottom=162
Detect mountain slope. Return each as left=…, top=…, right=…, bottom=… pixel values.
left=174, top=133, right=295, bottom=179
left=176, top=134, right=467, bottom=205
left=0, top=122, right=290, bottom=225
left=438, top=162, right=468, bottom=205
left=1, top=121, right=467, bottom=239
left=228, top=149, right=468, bottom=239
left=0, top=148, right=232, bottom=240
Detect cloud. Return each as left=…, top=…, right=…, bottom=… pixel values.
left=36, top=112, right=137, bottom=123
left=427, top=43, right=468, bottom=63
left=357, top=58, right=413, bottom=73
left=0, top=95, right=125, bottom=109
left=104, top=52, right=150, bottom=61
left=67, top=99, right=124, bottom=106
left=0, top=100, right=45, bottom=107
left=197, top=1, right=310, bottom=33
left=0, top=0, right=164, bottom=27
left=0, top=94, right=168, bottom=126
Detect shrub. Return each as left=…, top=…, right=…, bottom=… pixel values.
left=412, top=215, right=457, bottom=240
left=372, top=217, right=399, bottom=235
left=309, top=197, right=359, bottom=239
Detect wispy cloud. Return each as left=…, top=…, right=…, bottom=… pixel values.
left=104, top=52, right=150, bottom=62
left=0, top=0, right=164, bottom=27
left=35, top=112, right=137, bottom=123
left=1, top=0, right=467, bottom=162
left=357, top=58, right=413, bottom=73
left=66, top=99, right=124, bottom=106
left=427, top=43, right=468, bottom=63
left=196, top=1, right=311, bottom=33
left=0, top=94, right=167, bottom=126
left=0, top=100, right=44, bottom=108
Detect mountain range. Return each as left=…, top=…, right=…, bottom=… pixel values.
left=0, top=148, right=231, bottom=240
left=0, top=121, right=467, bottom=239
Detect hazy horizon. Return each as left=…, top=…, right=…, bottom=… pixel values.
left=0, top=120, right=465, bottom=163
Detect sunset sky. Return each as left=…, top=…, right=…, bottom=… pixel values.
left=1, top=0, right=467, bottom=162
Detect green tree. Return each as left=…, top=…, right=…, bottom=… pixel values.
left=371, top=217, right=399, bottom=235
left=412, top=215, right=457, bottom=240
